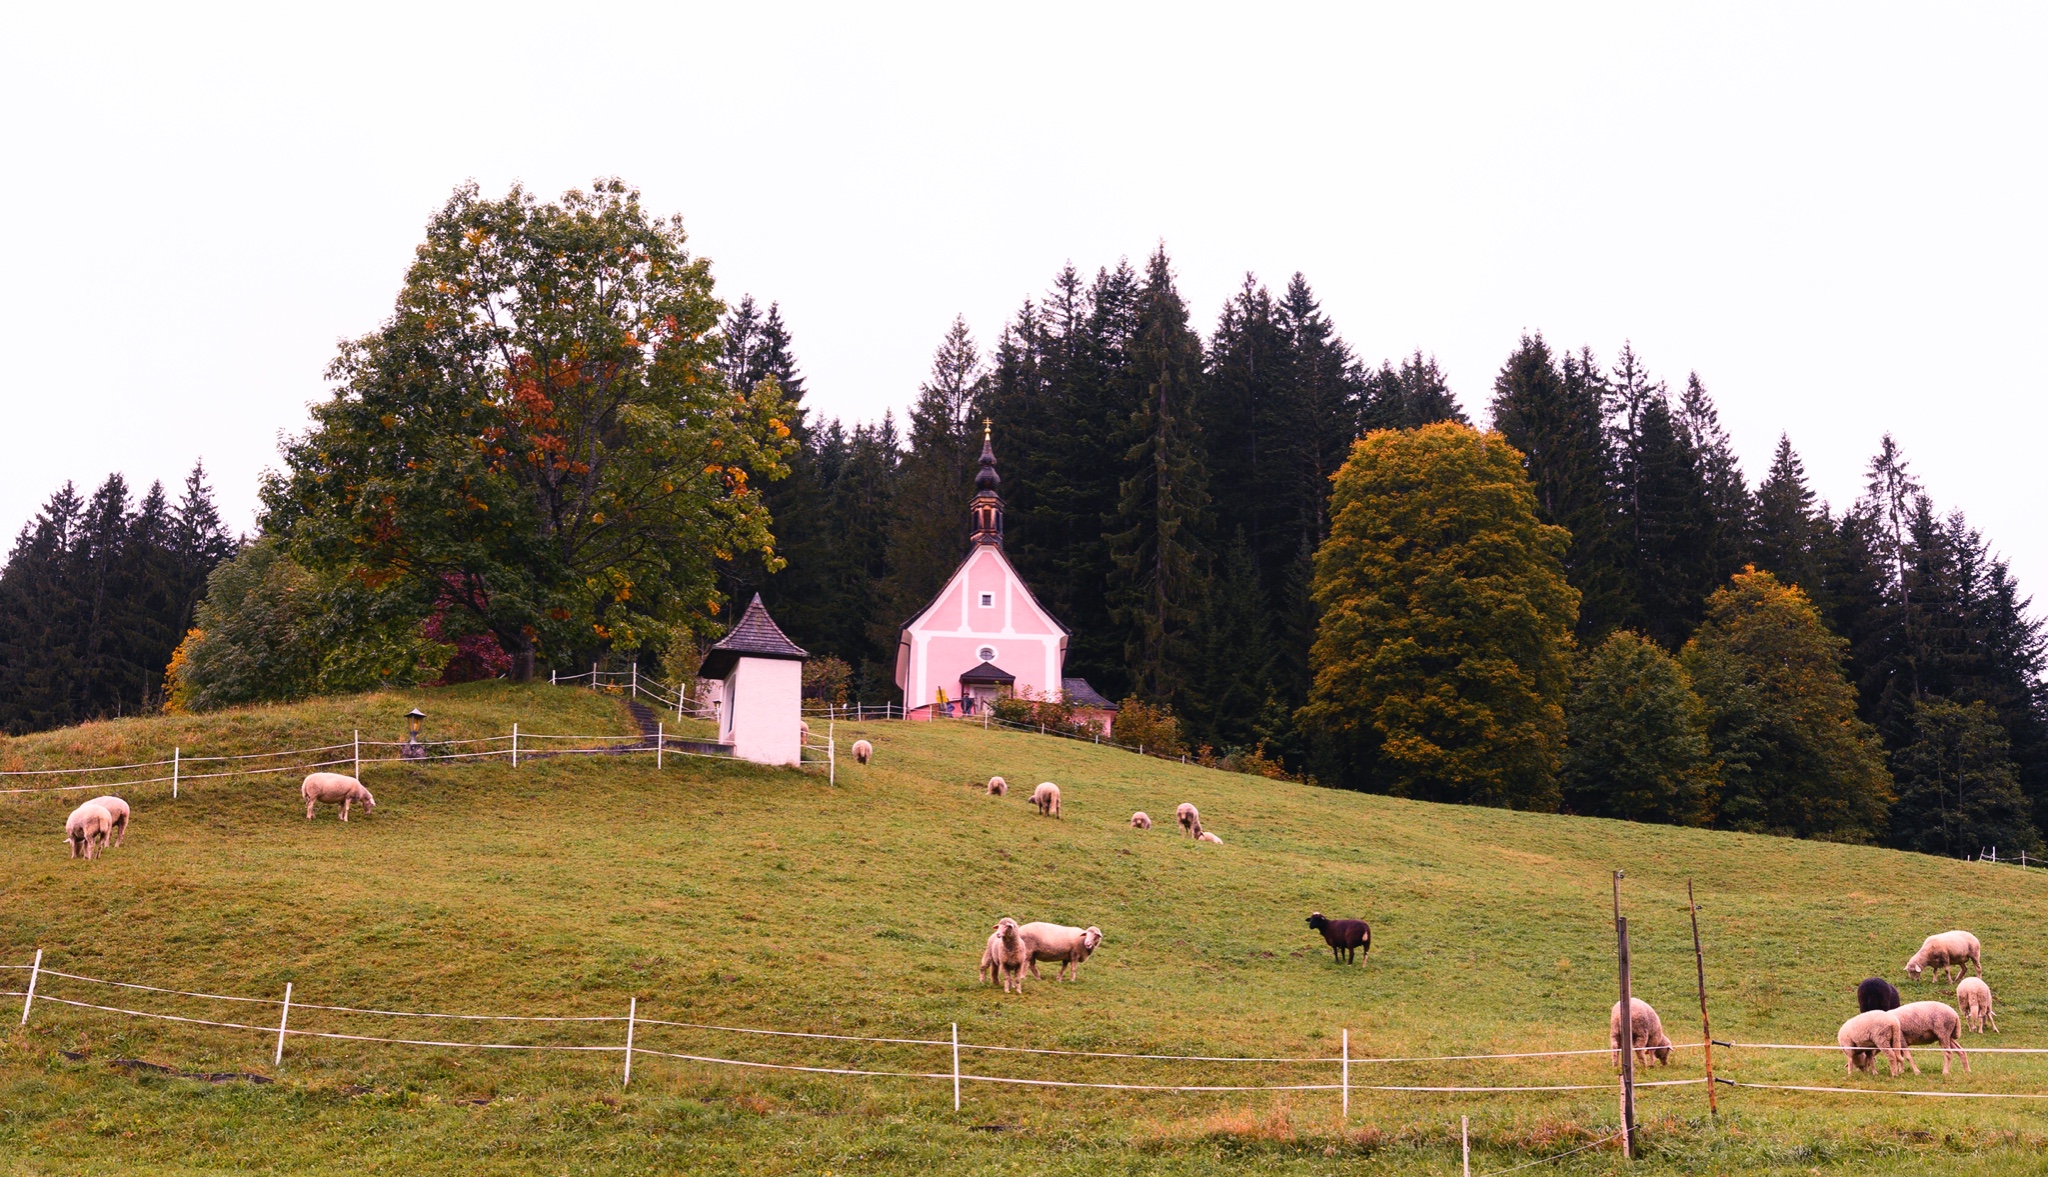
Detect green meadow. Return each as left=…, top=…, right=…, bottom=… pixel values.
left=3, top=682, right=2045, bottom=1174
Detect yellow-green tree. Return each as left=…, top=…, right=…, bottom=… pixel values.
left=1680, top=568, right=1892, bottom=841
left=1301, top=423, right=1579, bottom=808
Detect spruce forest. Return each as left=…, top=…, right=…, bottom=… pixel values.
left=2, top=199, right=2042, bottom=857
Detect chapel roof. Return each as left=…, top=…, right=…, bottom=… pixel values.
left=699, top=594, right=808, bottom=679
left=1062, top=678, right=1119, bottom=710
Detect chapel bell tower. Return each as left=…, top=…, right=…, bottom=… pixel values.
left=969, top=420, right=1004, bottom=547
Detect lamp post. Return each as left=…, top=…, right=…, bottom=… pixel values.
left=402, top=708, right=427, bottom=761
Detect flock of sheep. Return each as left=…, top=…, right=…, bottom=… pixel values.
left=62, top=773, right=374, bottom=860
left=1612, top=929, right=2003, bottom=1078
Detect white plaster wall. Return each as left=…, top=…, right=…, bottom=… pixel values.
left=723, top=657, right=803, bottom=767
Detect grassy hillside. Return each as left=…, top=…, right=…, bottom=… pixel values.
left=4, top=683, right=2047, bottom=1175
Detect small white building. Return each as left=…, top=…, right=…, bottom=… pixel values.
left=895, top=426, right=1110, bottom=721
left=699, top=594, right=808, bottom=766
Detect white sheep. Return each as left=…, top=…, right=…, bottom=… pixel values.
left=852, top=739, right=873, bottom=765
left=987, top=776, right=1007, bottom=796
left=1197, top=830, right=1223, bottom=844
left=1838, top=1009, right=1909, bottom=1077
left=1609, top=998, right=1673, bottom=1069
left=1175, top=802, right=1201, bottom=838
left=799, top=719, right=810, bottom=738
left=1905, top=930, right=1982, bottom=983
left=64, top=802, right=114, bottom=860
left=1018, top=922, right=1105, bottom=982
left=979, top=917, right=1030, bottom=993
left=1031, top=781, right=1061, bottom=818
left=1129, top=811, right=1151, bottom=829
left=301, top=772, right=376, bottom=821
left=83, top=795, right=130, bottom=848
left=1957, top=977, right=1998, bottom=1034
left=1893, top=1001, right=1967, bottom=1074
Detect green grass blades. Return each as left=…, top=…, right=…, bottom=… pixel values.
left=3, top=683, right=2046, bottom=1173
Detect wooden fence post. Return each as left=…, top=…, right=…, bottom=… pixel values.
left=1689, top=879, right=1717, bottom=1116
left=1614, top=871, right=1636, bottom=1160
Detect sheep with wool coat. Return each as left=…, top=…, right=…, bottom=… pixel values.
left=1838, top=1009, right=1910, bottom=1076
left=1129, top=811, right=1151, bottom=829
left=1197, top=830, right=1223, bottom=844
left=1857, top=976, right=1901, bottom=1012
left=979, top=917, right=1030, bottom=993
left=1175, top=802, right=1201, bottom=838
left=83, top=796, right=131, bottom=848
left=64, top=802, right=114, bottom=860
left=986, top=776, right=1007, bottom=796
left=1017, top=922, right=1104, bottom=982
left=1957, top=977, right=1999, bottom=1033
left=851, top=739, right=873, bottom=765
left=1892, top=1001, right=1968, bottom=1074
left=1306, top=913, right=1371, bottom=964
left=1031, top=781, right=1061, bottom=818
left=1609, top=998, right=1673, bottom=1068
left=301, top=772, right=376, bottom=821
left=1905, top=930, right=1982, bottom=983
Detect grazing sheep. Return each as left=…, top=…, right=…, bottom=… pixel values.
left=1031, top=781, right=1061, bottom=818
left=64, top=802, right=114, bottom=860
left=1129, top=811, right=1152, bottom=829
left=1609, top=998, right=1674, bottom=1069
left=1905, top=930, right=1982, bottom=983
left=1838, top=1009, right=1909, bottom=1077
left=1892, top=1001, right=1967, bottom=1075
left=979, top=917, right=1030, bottom=993
left=1856, top=976, right=1901, bottom=1013
left=1018, top=922, right=1105, bottom=982
left=1175, top=802, right=1201, bottom=838
left=987, top=776, right=1007, bottom=796
left=301, top=772, right=376, bottom=821
left=1197, top=830, right=1223, bottom=844
left=1306, top=912, right=1371, bottom=964
left=851, top=739, right=873, bottom=765
left=799, top=720, right=810, bottom=738
left=1957, top=977, right=1999, bottom=1034
left=83, top=795, right=130, bottom=848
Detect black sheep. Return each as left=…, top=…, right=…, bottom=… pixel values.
left=1306, top=912, right=1371, bottom=964
left=1856, top=976, right=1901, bottom=1012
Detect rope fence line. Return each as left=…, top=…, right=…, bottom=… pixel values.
left=1472, top=1129, right=1627, bottom=1177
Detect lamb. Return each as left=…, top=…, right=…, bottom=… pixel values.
left=1175, top=802, right=1201, bottom=838
left=83, top=795, right=130, bottom=848
left=1017, top=922, right=1104, bottom=982
left=1129, top=811, right=1151, bottom=829
left=1892, top=1001, right=1967, bottom=1074
left=1957, top=977, right=1999, bottom=1033
left=1197, top=830, right=1223, bottom=844
left=1031, top=781, right=1061, bottom=818
left=979, top=917, right=1030, bottom=993
left=1905, top=930, right=1982, bottom=983
left=301, top=772, right=376, bottom=821
left=986, top=775, right=1007, bottom=796
left=1838, top=1009, right=1909, bottom=1077
left=1306, top=912, right=1371, bottom=964
left=1856, top=976, right=1901, bottom=1013
left=64, top=802, right=114, bottom=860
left=852, top=739, right=873, bottom=765
left=1609, top=997, right=1674, bottom=1069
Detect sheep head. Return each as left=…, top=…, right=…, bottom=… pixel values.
left=1306, top=912, right=1327, bottom=931
left=1081, top=927, right=1103, bottom=956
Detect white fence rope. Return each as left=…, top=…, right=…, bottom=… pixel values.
left=1719, top=1080, right=2048, bottom=1100
left=1472, top=1130, right=1627, bottom=1177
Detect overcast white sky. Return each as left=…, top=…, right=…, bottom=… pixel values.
left=3, top=4, right=2042, bottom=602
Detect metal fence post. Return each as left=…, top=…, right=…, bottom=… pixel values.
left=19, top=949, right=41, bottom=1024
left=623, top=996, right=637, bottom=1086
left=274, top=982, right=293, bottom=1067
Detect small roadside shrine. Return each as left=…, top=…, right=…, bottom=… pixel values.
left=698, top=594, right=808, bottom=767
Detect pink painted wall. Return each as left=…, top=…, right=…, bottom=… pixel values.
left=898, top=546, right=1067, bottom=711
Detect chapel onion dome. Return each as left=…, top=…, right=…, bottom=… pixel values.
left=975, top=423, right=1000, bottom=491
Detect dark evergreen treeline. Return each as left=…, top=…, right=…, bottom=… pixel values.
left=0, top=465, right=235, bottom=733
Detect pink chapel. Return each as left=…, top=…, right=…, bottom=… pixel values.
left=894, top=427, right=1116, bottom=726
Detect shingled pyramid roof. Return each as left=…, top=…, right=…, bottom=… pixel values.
left=698, top=594, right=809, bottom=679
